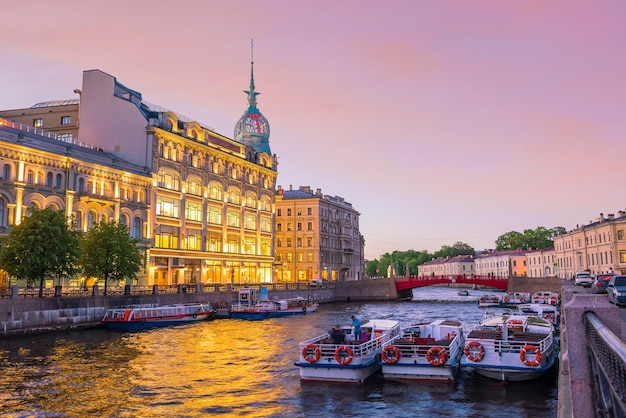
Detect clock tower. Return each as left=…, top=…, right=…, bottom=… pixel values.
left=234, top=41, right=271, bottom=157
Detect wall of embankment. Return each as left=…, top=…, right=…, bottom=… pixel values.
left=506, top=276, right=562, bottom=293
left=0, top=279, right=398, bottom=337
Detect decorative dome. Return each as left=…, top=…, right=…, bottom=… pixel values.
left=234, top=45, right=271, bottom=156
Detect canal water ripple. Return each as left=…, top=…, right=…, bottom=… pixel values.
left=0, top=287, right=557, bottom=417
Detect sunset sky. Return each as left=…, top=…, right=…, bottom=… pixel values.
left=3, top=1, right=625, bottom=260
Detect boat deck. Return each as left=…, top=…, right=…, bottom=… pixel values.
left=466, top=329, right=546, bottom=343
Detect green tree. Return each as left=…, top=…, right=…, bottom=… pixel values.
left=0, top=207, right=80, bottom=297
left=365, top=259, right=380, bottom=277
left=495, top=226, right=565, bottom=251
left=80, top=220, right=142, bottom=295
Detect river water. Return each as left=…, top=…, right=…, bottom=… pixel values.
left=0, top=287, right=558, bottom=417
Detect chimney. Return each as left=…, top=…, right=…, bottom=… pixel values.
left=608, top=213, right=615, bottom=220
left=599, top=213, right=604, bottom=222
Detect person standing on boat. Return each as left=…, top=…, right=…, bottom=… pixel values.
left=351, top=315, right=361, bottom=341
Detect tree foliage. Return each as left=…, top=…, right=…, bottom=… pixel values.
left=0, top=207, right=80, bottom=297
left=495, top=226, right=565, bottom=251
left=79, top=220, right=142, bottom=295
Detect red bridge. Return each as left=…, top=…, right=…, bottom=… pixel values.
left=394, top=275, right=509, bottom=293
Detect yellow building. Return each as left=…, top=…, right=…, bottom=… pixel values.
left=0, top=115, right=151, bottom=287
left=553, top=212, right=626, bottom=278
left=1, top=65, right=278, bottom=286
left=474, top=250, right=527, bottom=277
left=274, top=185, right=364, bottom=283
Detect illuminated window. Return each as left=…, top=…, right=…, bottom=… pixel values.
left=156, top=195, right=180, bottom=218
left=33, top=118, right=43, bottom=127
left=207, top=206, right=222, bottom=225
left=185, top=201, right=202, bottom=222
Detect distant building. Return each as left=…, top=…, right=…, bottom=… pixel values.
left=417, top=255, right=474, bottom=277
left=474, top=250, right=527, bottom=277
left=417, top=257, right=447, bottom=277
left=525, top=247, right=556, bottom=278
left=553, top=212, right=626, bottom=278
left=274, top=185, right=364, bottom=283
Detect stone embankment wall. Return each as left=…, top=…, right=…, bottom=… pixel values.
left=507, top=276, right=562, bottom=293
left=0, top=279, right=396, bottom=336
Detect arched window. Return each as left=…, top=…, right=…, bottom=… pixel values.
left=132, top=217, right=142, bottom=239
left=55, top=173, right=62, bottom=189
left=46, top=172, right=53, bottom=187
left=87, top=211, right=97, bottom=230
left=0, top=199, right=5, bottom=227
left=120, top=214, right=129, bottom=227
left=2, top=164, right=11, bottom=180
left=78, top=177, right=85, bottom=193
left=26, top=170, right=34, bottom=184
left=76, top=211, right=83, bottom=230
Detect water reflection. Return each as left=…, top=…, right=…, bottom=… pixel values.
left=0, top=289, right=557, bottom=417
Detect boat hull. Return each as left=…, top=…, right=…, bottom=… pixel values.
left=467, top=350, right=557, bottom=381
left=104, top=312, right=214, bottom=330
left=296, top=358, right=381, bottom=383
left=381, top=349, right=462, bottom=381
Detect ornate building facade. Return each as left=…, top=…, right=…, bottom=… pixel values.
left=0, top=115, right=151, bottom=288
left=274, top=185, right=365, bottom=283
left=0, top=64, right=278, bottom=286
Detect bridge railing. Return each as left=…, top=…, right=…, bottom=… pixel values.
left=585, top=312, right=626, bottom=418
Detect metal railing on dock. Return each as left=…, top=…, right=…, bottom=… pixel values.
left=0, top=281, right=336, bottom=299
left=586, top=312, right=626, bottom=418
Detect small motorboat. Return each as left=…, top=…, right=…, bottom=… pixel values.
left=502, top=292, right=531, bottom=305
left=531, top=291, right=560, bottom=306
left=102, top=303, right=215, bottom=330
left=295, top=319, right=401, bottom=383
left=229, top=288, right=318, bottom=320
left=457, top=290, right=469, bottom=296
left=478, top=294, right=503, bottom=307
left=460, top=312, right=557, bottom=381
left=380, top=319, right=465, bottom=381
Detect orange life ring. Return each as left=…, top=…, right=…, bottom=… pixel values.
left=381, top=345, right=401, bottom=364
left=519, top=345, right=542, bottom=367
left=543, top=313, right=555, bottom=323
left=464, top=341, right=485, bottom=362
left=334, top=345, right=353, bottom=365
left=426, top=346, right=448, bottom=367
left=302, top=344, right=321, bottom=363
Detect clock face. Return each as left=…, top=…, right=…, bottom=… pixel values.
left=245, top=117, right=259, bottom=133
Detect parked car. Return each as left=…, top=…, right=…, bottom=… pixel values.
left=574, top=271, right=592, bottom=287
left=607, top=275, right=626, bottom=306
left=591, top=273, right=615, bottom=294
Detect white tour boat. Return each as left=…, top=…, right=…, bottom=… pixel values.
left=460, top=312, right=557, bottom=381
left=380, top=319, right=465, bottom=381
left=295, top=319, right=401, bottom=383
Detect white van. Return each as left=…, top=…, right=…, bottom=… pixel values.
left=574, top=271, right=592, bottom=287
